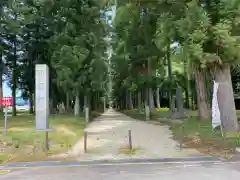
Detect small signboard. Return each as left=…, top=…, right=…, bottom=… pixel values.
left=0, top=96, right=12, bottom=136
left=0, top=96, right=12, bottom=107
left=35, top=64, right=49, bottom=130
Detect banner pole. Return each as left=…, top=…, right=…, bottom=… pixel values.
left=4, top=106, right=7, bottom=136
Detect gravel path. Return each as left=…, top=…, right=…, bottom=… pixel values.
left=56, top=109, right=202, bottom=160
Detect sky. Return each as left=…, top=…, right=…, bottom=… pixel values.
left=3, top=82, right=21, bottom=97
left=3, top=82, right=11, bottom=96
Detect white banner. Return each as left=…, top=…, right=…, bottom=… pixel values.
left=212, top=81, right=221, bottom=129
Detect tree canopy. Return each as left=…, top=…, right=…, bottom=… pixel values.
left=1, top=0, right=240, bottom=132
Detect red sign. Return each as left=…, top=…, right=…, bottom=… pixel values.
left=0, top=96, right=12, bottom=107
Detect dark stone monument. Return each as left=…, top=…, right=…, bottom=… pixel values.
left=145, top=105, right=150, bottom=120
left=176, top=87, right=184, bottom=113
left=170, top=87, right=187, bottom=119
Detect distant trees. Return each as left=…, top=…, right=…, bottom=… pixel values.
left=112, top=0, right=240, bottom=132
left=0, top=0, right=110, bottom=116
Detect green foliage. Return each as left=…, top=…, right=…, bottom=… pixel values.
left=0, top=0, right=109, bottom=114
left=48, top=0, right=108, bottom=95
left=175, top=0, right=240, bottom=68
left=112, top=2, right=162, bottom=100
left=1, top=0, right=240, bottom=116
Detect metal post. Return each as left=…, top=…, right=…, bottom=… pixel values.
left=85, top=107, right=89, bottom=123
left=145, top=105, right=150, bottom=121
left=179, top=126, right=183, bottom=151
left=45, top=131, right=49, bottom=151
left=84, top=131, right=87, bottom=153
left=128, top=130, right=132, bottom=150
left=103, top=97, right=106, bottom=112
left=4, top=107, right=8, bottom=136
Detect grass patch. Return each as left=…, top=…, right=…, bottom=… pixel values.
left=122, top=109, right=146, bottom=121
left=119, top=146, right=141, bottom=155
left=0, top=114, right=86, bottom=163
left=121, top=109, right=240, bottom=159
left=171, top=118, right=240, bottom=158
left=0, top=169, right=12, bottom=175
left=121, top=109, right=170, bottom=122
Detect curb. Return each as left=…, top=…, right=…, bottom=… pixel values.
left=1, top=156, right=224, bottom=168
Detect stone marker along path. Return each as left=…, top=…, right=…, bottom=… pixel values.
left=58, top=109, right=202, bottom=160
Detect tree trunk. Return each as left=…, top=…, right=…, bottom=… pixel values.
left=144, top=88, right=149, bottom=107
left=66, top=92, right=70, bottom=112
left=0, top=52, right=3, bottom=113
left=87, top=92, right=91, bottom=112
left=120, top=99, right=123, bottom=109
left=167, top=42, right=173, bottom=111
left=74, top=90, right=80, bottom=116
left=93, top=92, right=96, bottom=110
left=195, top=68, right=210, bottom=120
left=129, top=91, right=133, bottom=109
left=84, top=95, right=87, bottom=111
left=185, top=82, right=190, bottom=108
left=156, top=87, right=160, bottom=108
left=133, top=92, right=136, bottom=108
left=183, top=46, right=190, bottom=109
left=215, top=66, right=238, bottom=132
left=137, top=91, right=141, bottom=110
left=86, top=92, right=90, bottom=122
left=148, top=88, right=155, bottom=110
left=103, top=96, right=106, bottom=112
left=191, top=80, right=196, bottom=110
left=144, top=88, right=150, bottom=120
left=29, top=93, right=34, bottom=114
left=125, top=92, right=128, bottom=109
left=191, top=89, right=195, bottom=110
left=49, top=98, right=54, bottom=114
left=12, top=36, right=17, bottom=116
left=96, top=92, right=99, bottom=109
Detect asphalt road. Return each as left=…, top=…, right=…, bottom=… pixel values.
left=1, top=161, right=240, bottom=180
